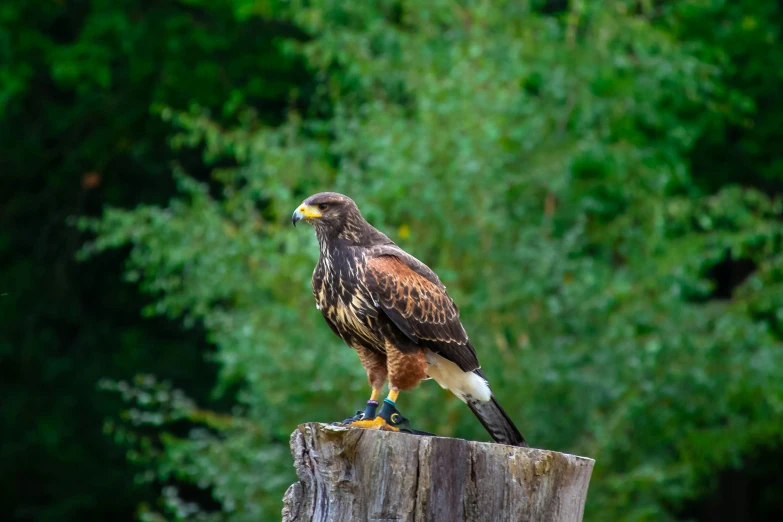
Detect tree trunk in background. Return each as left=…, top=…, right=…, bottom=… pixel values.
left=282, top=423, right=595, bottom=522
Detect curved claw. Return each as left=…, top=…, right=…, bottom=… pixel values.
left=338, top=400, right=435, bottom=437
left=341, top=410, right=366, bottom=425
left=347, top=415, right=400, bottom=431
left=376, top=400, right=435, bottom=436
left=332, top=400, right=380, bottom=426
left=330, top=410, right=364, bottom=426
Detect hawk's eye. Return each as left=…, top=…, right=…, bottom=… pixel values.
left=318, top=204, right=329, bottom=211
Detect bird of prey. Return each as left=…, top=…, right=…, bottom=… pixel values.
left=292, top=192, right=527, bottom=446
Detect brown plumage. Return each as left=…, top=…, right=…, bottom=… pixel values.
left=292, top=192, right=527, bottom=446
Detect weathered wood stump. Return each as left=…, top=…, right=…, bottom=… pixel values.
left=282, top=423, right=594, bottom=522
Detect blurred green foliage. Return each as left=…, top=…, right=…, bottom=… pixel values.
left=4, top=0, right=783, bottom=521
left=1, top=1, right=304, bottom=520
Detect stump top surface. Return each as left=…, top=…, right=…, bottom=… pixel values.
left=315, top=422, right=594, bottom=462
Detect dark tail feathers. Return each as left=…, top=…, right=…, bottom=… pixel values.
left=467, top=395, right=528, bottom=447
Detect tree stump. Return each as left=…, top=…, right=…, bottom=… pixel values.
left=282, top=423, right=595, bottom=522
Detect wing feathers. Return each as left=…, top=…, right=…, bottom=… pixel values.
left=364, top=254, right=480, bottom=372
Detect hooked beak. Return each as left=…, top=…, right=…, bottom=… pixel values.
left=292, top=204, right=322, bottom=226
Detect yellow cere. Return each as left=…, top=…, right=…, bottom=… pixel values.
left=300, top=204, right=322, bottom=219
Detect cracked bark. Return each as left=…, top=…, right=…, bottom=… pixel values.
left=282, top=423, right=595, bottom=522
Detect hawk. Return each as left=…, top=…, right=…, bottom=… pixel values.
left=292, top=192, right=527, bottom=446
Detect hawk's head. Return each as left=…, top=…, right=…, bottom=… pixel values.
left=292, top=192, right=364, bottom=239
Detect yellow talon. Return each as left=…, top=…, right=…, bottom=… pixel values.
left=347, top=416, right=399, bottom=432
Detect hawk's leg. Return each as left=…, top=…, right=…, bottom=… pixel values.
left=334, top=346, right=387, bottom=424
left=347, top=389, right=435, bottom=435
left=347, top=389, right=404, bottom=431
left=362, top=347, right=425, bottom=430
left=335, top=388, right=382, bottom=425
left=345, top=347, right=433, bottom=434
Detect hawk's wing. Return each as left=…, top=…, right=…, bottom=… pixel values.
left=364, top=252, right=480, bottom=372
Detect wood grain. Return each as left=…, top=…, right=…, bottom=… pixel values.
left=282, top=423, right=594, bottom=522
